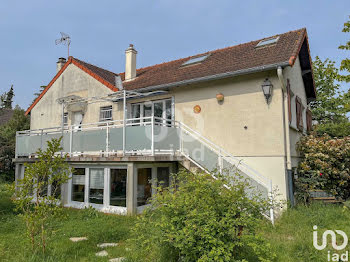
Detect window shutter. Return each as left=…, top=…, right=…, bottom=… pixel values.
left=295, top=96, right=303, bottom=130
left=286, top=79, right=292, bottom=124
left=306, top=109, right=312, bottom=132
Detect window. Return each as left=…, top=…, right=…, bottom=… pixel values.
left=89, top=168, right=104, bottom=205
left=131, top=104, right=141, bottom=124
left=295, top=96, right=304, bottom=130
left=256, top=36, right=279, bottom=47
left=137, top=168, right=152, bottom=206
left=100, top=105, right=112, bottom=121
left=110, top=169, right=127, bottom=207
left=130, top=99, right=173, bottom=124
left=72, top=168, right=85, bottom=202
left=182, top=54, right=209, bottom=66
left=63, top=112, right=68, bottom=126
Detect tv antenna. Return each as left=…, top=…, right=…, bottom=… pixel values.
left=55, top=32, right=71, bottom=58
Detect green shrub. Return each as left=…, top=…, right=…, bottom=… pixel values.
left=295, top=134, right=350, bottom=202
left=127, top=169, right=276, bottom=262
left=315, top=121, right=350, bottom=138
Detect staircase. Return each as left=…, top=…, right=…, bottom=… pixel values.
left=175, top=120, right=274, bottom=223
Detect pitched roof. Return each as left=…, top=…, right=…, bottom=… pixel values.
left=26, top=28, right=314, bottom=115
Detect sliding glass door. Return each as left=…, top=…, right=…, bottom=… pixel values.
left=110, top=169, right=127, bottom=207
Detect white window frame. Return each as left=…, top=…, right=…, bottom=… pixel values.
left=68, top=165, right=128, bottom=214
left=100, top=105, right=113, bottom=122
left=130, top=98, right=174, bottom=125
left=135, top=163, right=174, bottom=213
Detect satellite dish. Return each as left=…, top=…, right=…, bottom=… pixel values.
left=55, top=32, right=71, bottom=57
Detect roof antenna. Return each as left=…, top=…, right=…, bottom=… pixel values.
left=55, top=32, right=71, bottom=58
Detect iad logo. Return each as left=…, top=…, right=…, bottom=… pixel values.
left=313, top=225, right=349, bottom=261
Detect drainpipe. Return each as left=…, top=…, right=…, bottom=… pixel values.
left=277, top=66, right=294, bottom=206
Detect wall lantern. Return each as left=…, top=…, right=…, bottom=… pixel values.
left=216, top=93, right=224, bottom=102
left=261, top=78, right=273, bottom=103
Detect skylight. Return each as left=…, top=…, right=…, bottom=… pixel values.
left=182, top=54, right=209, bottom=66
left=256, top=36, right=279, bottom=47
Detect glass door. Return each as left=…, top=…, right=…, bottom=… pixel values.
left=130, top=98, right=173, bottom=125
left=110, top=169, right=127, bottom=207
left=143, top=103, right=152, bottom=123
left=137, top=168, right=152, bottom=206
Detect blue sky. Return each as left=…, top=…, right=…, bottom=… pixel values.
left=0, top=0, right=349, bottom=109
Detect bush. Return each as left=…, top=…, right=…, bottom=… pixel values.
left=126, top=169, right=276, bottom=262
left=295, top=134, right=350, bottom=203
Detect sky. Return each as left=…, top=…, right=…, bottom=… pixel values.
left=0, top=0, right=349, bottom=109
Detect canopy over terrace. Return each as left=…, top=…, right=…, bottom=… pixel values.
left=56, top=87, right=169, bottom=156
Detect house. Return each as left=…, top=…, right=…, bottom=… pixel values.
left=14, top=28, right=315, bottom=219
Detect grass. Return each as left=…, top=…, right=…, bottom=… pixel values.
left=259, top=203, right=350, bottom=262
left=0, top=183, right=136, bottom=262
left=2, top=182, right=350, bottom=262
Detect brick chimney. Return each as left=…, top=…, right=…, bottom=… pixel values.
left=56, top=57, right=66, bottom=73
left=125, top=44, right=137, bottom=81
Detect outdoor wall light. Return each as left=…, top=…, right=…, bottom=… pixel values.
left=261, top=78, right=273, bottom=103
left=216, top=93, right=224, bottom=103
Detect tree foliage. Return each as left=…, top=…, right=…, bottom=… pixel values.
left=0, top=85, right=15, bottom=109
left=11, top=138, right=71, bottom=253
left=338, top=15, right=350, bottom=82
left=127, top=169, right=278, bottom=262
left=310, top=56, right=349, bottom=124
left=0, top=106, right=30, bottom=181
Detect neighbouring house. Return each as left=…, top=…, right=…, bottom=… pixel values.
left=14, top=28, right=315, bottom=220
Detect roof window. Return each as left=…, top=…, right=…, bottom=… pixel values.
left=182, top=54, right=209, bottom=66
left=256, top=36, right=279, bottom=47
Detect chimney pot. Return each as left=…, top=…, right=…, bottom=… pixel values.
left=56, top=57, right=67, bottom=73
left=125, top=44, right=137, bottom=81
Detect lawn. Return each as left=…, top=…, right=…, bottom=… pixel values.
left=1, top=181, right=350, bottom=262
left=258, top=203, right=350, bottom=262
left=0, top=183, right=136, bottom=262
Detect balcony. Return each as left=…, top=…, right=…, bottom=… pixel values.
left=16, top=117, right=182, bottom=158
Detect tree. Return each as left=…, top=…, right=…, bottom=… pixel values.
left=309, top=56, right=349, bottom=124
left=12, top=138, right=71, bottom=252
left=4, top=85, right=14, bottom=109
left=0, top=106, right=30, bottom=181
left=338, top=15, right=350, bottom=82
left=0, top=85, right=14, bottom=109
left=32, top=85, right=46, bottom=104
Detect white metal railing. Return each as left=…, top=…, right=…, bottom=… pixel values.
left=16, top=116, right=274, bottom=222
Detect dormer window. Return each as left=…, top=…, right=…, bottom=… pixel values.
left=100, top=105, right=112, bottom=121
left=256, top=36, right=279, bottom=47
left=182, top=54, right=209, bottom=66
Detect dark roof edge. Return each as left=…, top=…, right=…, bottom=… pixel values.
left=134, top=61, right=291, bottom=92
